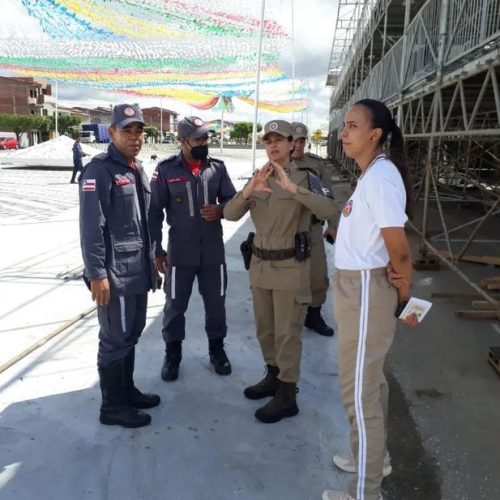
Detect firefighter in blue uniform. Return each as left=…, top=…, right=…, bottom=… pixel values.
left=149, top=117, right=237, bottom=382
left=80, top=104, right=160, bottom=428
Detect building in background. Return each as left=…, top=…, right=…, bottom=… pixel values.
left=142, top=107, right=178, bottom=132
left=0, top=76, right=55, bottom=116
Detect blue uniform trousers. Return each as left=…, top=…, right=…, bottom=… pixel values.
left=162, top=263, right=227, bottom=343
left=97, top=293, right=148, bottom=368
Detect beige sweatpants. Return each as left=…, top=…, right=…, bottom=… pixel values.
left=333, top=268, right=398, bottom=500
left=251, top=287, right=309, bottom=383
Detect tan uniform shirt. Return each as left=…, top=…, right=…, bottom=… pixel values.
left=293, top=153, right=339, bottom=227
left=223, top=162, right=336, bottom=294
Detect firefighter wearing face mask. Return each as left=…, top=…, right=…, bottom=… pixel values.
left=149, top=116, right=237, bottom=383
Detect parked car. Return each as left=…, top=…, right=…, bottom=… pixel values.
left=80, top=130, right=96, bottom=143
left=0, top=132, right=19, bottom=150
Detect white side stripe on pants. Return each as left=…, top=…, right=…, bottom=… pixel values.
left=355, top=269, right=370, bottom=500
left=119, top=296, right=127, bottom=335
left=171, top=266, right=176, bottom=300
left=220, top=264, right=224, bottom=296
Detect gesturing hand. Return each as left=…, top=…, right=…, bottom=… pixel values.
left=242, top=163, right=273, bottom=199
left=271, top=160, right=297, bottom=194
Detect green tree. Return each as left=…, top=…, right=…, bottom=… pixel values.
left=144, top=125, right=159, bottom=142
left=50, top=114, right=83, bottom=135
left=0, top=113, right=46, bottom=143
left=230, top=121, right=262, bottom=144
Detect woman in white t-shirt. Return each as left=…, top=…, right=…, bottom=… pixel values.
left=323, top=99, right=417, bottom=500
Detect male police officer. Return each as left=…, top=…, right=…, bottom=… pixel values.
left=80, top=103, right=160, bottom=428
left=149, top=116, right=237, bottom=382
left=291, top=122, right=336, bottom=337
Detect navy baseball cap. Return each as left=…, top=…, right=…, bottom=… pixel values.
left=111, top=104, right=145, bottom=128
left=177, top=116, right=209, bottom=140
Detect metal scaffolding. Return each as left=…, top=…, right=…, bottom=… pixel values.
left=327, top=0, right=500, bottom=307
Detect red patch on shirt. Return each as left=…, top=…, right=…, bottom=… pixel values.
left=167, top=177, right=187, bottom=184
left=115, top=178, right=133, bottom=186
left=342, top=199, right=353, bottom=217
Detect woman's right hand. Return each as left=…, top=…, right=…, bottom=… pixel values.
left=242, top=163, right=273, bottom=199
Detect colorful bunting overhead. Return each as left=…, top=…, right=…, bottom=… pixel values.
left=0, top=0, right=309, bottom=112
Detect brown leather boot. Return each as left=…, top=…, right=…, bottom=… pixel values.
left=243, top=365, right=279, bottom=400
left=254, top=380, right=299, bottom=423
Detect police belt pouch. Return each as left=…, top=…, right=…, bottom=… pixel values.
left=249, top=232, right=311, bottom=263
left=240, top=232, right=255, bottom=270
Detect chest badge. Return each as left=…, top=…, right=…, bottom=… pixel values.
left=342, top=199, right=353, bottom=217
left=175, top=196, right=183, bottom=203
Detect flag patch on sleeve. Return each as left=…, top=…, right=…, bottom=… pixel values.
left=82, top=179, right=96, bottom=192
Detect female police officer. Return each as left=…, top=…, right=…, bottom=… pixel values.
left=224, top=120, right=336, bottom=423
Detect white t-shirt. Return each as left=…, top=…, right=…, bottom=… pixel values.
left=334, top=156, right=408, bottom=270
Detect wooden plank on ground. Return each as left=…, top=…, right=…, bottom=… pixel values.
left=432, top=292, right=500, bottom=300
left=456, top=309, right=500, bottom=320
left=471, top=300, right=498, bottom=310
left=436, top=251, right=500, bottom=266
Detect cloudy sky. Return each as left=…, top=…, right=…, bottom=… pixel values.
left=0, top=0, right=337, bottom=132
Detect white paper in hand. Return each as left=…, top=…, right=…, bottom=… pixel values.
left=399, top=297, right=432, bottom=323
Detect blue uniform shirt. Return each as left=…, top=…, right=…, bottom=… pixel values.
left=79, top=143, right=156, bottom=296
left=149, top=153, right=237, bottom=266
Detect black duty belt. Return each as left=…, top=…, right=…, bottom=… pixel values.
left=252, top=245, right=295, bottom=261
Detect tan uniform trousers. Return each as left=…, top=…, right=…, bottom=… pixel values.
left=251, top=286, right=308, bottom=383
left=333, top=268, right=397, bottom=500
left=309, top=221, right=329, bottom=307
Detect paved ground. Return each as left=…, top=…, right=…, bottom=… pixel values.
left=0, top=148, right=499, bottom=500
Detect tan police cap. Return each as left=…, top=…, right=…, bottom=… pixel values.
left=263, top=120, right=294, bottom=140
left=291, top=122, right=308, bottom=139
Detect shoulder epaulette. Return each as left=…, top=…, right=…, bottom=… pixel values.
left=305, top=152, right=324, bottom=161
left=157, top=154, right=179, bottom=167
left=208, top=156, right=225, bottom=165
left=92, top=152, right=109, bottom=162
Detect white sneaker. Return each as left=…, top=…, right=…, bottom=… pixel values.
left=322, top=491, right=383, bottom=500
left=332, top=454, right=392, bottom=477
left=322, top=491, right=355, bottom=500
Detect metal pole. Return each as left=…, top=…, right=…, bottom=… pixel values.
left=160, top=97, right=163, bottom=143
left=220, top=107, right=224, bottom=154
left=251, top=0, right=266, bottom=172
left=54, top=81, right=58, bottom=138
left=291, top=0, right=295, bottom=122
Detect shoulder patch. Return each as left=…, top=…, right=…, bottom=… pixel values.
left=82, top=179, right=96, bottom=192
left=307, top=172, right=331, bottom=198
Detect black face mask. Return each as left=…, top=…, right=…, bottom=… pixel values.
left=190, top=145, right=208, bottom=160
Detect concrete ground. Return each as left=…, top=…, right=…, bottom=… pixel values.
left=0, top=149, right=499, bottom=500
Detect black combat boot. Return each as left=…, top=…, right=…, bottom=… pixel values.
left=254, top=380, right=299, bottom=424
left=304, top=306, right=334, bottom=337
left=208, top=337, right=232, bottom=375
left=243, top=365, right=279, bottom=400
left=161, top=341, right=182, bottom=382
left=99, top=360, right=151, bottom=428
left=123, top=348, right=160, bottom=409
